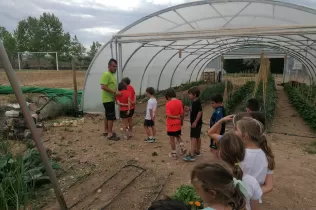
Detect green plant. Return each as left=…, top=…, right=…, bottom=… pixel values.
left=285, top=83, right=316, bottom=131
left=0, top=149, right=60, bottom=209
left=172, top=185, right=203, bottom=208
left=225, top=81, right=255, bottom=114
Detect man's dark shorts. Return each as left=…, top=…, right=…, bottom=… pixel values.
left=103, top=102, right=116, bottom=120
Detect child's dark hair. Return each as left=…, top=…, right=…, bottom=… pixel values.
left=246, top=98, right=260, bottom=112
left=191, top=161, right=246, bottom=210
left=165, top=88, right=176, bottom=100
left=118, top=82, right=127, bottom=91
left=122, top=77, right=131, bottom=85
left=235, top=117, right=275, bottom=170
left=188, top=87, right=200, bottom=97
left=218, top=132, right=245, bottom=180
left=233, top=112, right=266, bottom=128
left=210, top=94, right=223, bottom=103
left=146, top=87, right=155, bottom=95
left=148, top=198, right=190, bottom=210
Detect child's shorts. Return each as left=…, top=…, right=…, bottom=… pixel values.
left=129, top=109, right=135, bottom=117
left=210, top=138, right=217, bottom=150
left=120, top=110, right=130, bottom=119
left=144, top=119, right=155, bottom=127
left=190, top=125, right=202, bottom=138
left=167, top=130, right=181, bottom=137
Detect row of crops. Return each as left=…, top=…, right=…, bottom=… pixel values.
left=284, top=82, right=316, bottom=130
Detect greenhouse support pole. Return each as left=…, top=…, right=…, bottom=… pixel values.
left=56, top=52, right=59, bottom=71
left=72, top=57, right=78, bottom=117
left=0, top=41, right=68, bottom=210
left=283, top=55, right=287, bottom=83
left=18, top=52, right=21, bottom=70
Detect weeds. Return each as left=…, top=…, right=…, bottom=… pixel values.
left=305, top=140, right=316, bottom=154
left=0, top=148, right=60, bottom=209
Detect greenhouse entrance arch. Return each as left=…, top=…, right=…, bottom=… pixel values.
left=82, top=0, right=316, bottom=113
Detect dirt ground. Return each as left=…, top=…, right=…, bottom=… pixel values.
left=1, top=71, right=316, bottom=209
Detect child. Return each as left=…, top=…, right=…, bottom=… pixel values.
left=191, top=161, right=248, bottom=210
left=116, top=82, right=131, bottom=139
left=122, top=77, right=136, bottom=136
left=207, top=112, right=273, bottom=195
left=208, top=112, right=266, bottom=142
left=209, top=94, right=226, bottom=153
left=148, top=198, right=190, bottom=210
left=165, top=88, right=186, bottom=159
left=183, top=87, right=203, bottom=162
left=144, top=87, right=157, bottom=143
left=246, top=98, right=260, bottom=112
left=218, top=132, right=262, bottom=210
left=233, top=117, right=275, bottom=195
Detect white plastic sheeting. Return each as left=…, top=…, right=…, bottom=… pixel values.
left=83, top=0, right=316, bottom=113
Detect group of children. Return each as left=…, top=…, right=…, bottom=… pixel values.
left=115, top=78, right=275, bottom=210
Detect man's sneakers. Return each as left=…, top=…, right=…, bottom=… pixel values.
left=183, top=154, right=196, bottom=162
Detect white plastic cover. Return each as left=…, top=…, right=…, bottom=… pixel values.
left=83, top=0, right=316, bottom=113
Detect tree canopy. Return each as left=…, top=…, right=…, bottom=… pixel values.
left=0, top=12, right=98, bottom=62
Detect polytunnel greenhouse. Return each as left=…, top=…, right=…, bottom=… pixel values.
left=82, top=0, right=316, bottom=113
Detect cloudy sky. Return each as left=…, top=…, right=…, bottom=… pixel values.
left=1, top=0, right=316, bottom=48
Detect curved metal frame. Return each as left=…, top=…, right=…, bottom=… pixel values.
left=193, top=44, right=314, bottom=84
left=82, top=0, right=316, bottom=111
left=190, top=43, right=316, bottom=82
left=139, top=41, right=177, bottom=94
left=185, top=36, right=316, bottom=81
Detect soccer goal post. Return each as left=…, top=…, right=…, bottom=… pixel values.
left=17, top=51, right=59, bottom=71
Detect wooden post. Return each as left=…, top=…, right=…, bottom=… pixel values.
left=72, top=58, right=78, bottom=117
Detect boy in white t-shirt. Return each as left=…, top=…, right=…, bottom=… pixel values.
left=144, top=87, right=157, bottom=143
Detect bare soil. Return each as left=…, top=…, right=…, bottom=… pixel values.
left=1, top=71, right=315, bottom=209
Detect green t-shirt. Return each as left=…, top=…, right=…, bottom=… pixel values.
left=100, top=71, right=117, bottom=103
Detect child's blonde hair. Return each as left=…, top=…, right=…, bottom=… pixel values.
left=218, top=132, right=245, bottom=180
left=191, top=161, right=246, bottom=210
left=235, top=117, right=275, bottom=170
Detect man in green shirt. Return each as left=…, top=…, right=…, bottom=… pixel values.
left=100, top=58, right=122, bottom=140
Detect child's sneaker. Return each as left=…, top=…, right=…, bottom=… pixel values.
left=148, top=138, right=156, bottom=143
left=195, top=152, right=201, bottom=157
left=144, top=137, right=151, bottom=142
left=183, top=154, right=196, bottom=162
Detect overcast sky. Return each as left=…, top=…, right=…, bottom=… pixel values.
left=1, top=0, right=316, bottom=48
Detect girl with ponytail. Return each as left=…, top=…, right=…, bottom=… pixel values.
left=218, top=132, right=262, bottom=210
left=191, top=161, right=248, bottom=210
left=233, top=117, right=275, bottom=195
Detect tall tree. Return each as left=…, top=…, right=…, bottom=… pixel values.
left=14, top=13, right=71, bottom=53
left=88, top=41, right=102, bottom=57
left=0, top=26, right=16, bottom=58
left=69, top=35, right=86, bottom=59
left=243, top=58, right=260, bottom=72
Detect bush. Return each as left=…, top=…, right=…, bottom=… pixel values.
left=284, top=84, right=316, bottom=130
left=171, top=185, right=203, bottom=209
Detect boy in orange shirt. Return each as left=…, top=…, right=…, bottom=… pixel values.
left=165, top=88, right=186, bottom=159
left=116, top=82, right=131, bottom=139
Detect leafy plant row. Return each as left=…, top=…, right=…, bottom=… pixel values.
left=137, top=80, right=207, bottom=100
left=284, top=84, right=316, bottom=130
left=0, top=146, right=60, bottom=210
left=181, top=81, right=232, bottom=106
left=225, top=81, right=255, bottom=115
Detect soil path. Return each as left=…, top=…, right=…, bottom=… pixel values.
left=43, top=84, right=316, bottom=210
left=260, top=86, right=316, bottom=209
